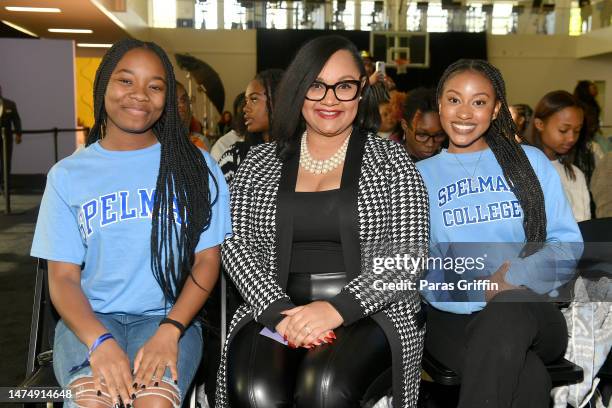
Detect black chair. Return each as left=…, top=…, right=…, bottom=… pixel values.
left=422, top=346, right=584, bottom=388
left=19, top=259, right=61, bottom=408
left=20, top=259, right=211, bottom=408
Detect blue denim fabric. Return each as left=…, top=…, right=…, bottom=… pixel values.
left=53, top=313, right=202, bottom=407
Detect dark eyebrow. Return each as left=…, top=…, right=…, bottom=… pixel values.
left=114, top=68, right=166, bottom=83
left=445, top=89, right=490, bottom=98
left=315, top=75, right=359, bottom=82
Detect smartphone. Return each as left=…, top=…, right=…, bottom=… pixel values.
left=375, top=61, right=386, bottom=76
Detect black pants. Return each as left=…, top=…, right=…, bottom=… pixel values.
left=227, top=317, right=391, bottom=408
left=425, top=290, right=568, bottom=408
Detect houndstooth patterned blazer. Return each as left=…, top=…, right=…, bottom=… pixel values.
left=216, top=129, right=430, bottom=408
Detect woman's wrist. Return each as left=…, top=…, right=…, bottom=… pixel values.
left=158, top=323, right=182, bottom=341
left=158, top=317, right=186, bottom=339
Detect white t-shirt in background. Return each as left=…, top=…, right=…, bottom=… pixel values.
left=551, top=159, right=591, bottom=222
left=211, top=130, right=243, bottom=162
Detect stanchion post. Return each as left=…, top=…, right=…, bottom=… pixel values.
left=53, top=127, right=59, bottom=164
left=2, top=127, right=11, bottom=214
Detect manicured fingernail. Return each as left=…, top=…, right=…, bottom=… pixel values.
left=97, top=390, right=102, bottom=396
left=132, top=382, right=137, bottom=388
left=329, top=332, right=337, bottom=339
left=154, top=381, right=159, bottom=387
left=174, top=380, right=178, bottom=385
left=141, top=384, right=146, bottom=389
left=131, top=393, right=136, bottom=399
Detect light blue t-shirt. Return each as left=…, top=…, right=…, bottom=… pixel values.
left=31, top=142, right=232, bottom=315
left=416, top=145, right=583, bottom=314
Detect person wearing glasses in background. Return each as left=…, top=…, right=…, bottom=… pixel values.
left=216, top=35, right=429, bottom=408
left=400, top=87, right=447, bottom=162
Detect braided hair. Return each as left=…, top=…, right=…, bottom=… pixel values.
left=437, top=59, right=547, bottom=245
left=87, top=38, right=218, bottom=303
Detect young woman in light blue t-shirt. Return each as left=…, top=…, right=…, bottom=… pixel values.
left=416, top=60, right=582, bottom=408
left=31, top=39, right=231, bottom=408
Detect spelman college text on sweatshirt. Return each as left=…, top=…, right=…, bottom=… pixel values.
left=416, top=145, right=583, bottom=314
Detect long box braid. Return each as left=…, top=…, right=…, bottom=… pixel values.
left=87, top=38, right=218, bottom=303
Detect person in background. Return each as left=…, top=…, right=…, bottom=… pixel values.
left=377, top=100, right=398, bottom=140
left=361, top=51, right=395, bottom=103
left=216, top=111, right=233, bottom=138
left=509, top=103, right=533, bottom=143
left=417, top=59, right=582, bottom=408
left=525, top=90, right=591, bottom=222
left=0, top=84, right=22, bottom=191
left=574, top=80, right=601, bottom=139
left=400, top=87, right=446, bottom=162
left=211, top=93, right=246, bottom=161
left=573, top=80, right=605, bottom=173
left=383, top=91, right=408, bottom=144
left=177, top=81, right=211, bottom=151
left=218, top=69, right=284, bottom=184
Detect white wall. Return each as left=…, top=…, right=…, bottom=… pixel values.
left=0, top=38, right=76, bottom=174
left=488, top=34, right=612, bottom=126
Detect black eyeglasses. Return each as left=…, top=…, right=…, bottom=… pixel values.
left=414, top=132, right=447, bottom=143
left=305, top=80, right=363, bottom=102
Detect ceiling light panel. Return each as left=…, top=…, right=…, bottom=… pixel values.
left=5, top=6, right=61, bottom=13
left=48, top=28, right=93, bottom=33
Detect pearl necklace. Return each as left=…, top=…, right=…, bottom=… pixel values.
left=300, top=131, right=350, bottom=175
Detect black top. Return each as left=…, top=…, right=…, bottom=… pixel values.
left=289, top=189, right=346, bottom=274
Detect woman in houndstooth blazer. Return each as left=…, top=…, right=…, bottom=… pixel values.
left=216, top=35, right=429, bottom=408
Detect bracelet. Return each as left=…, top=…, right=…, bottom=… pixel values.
left=69, top=332, right=113, bottom=375
left=88, top=332, right=114, bottom=359
left=159, top=317, right=186, bottom=337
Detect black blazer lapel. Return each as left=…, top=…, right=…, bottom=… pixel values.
left=339, top=128, right=366, bottom=280
left=276, top=149, right=299, bottom=288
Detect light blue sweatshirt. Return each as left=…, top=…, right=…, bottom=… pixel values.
left=416, top=145, right=583, bottom=314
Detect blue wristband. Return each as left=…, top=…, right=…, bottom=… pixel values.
left=88, top=333, right=114, bottom=358
left=69, top=332, right=114, bottom=375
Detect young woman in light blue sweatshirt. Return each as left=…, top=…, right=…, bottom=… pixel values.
left=416, top=59, right=583, bottom=408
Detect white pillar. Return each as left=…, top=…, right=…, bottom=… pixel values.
left=218, top=0, right=225, bottom=29
left=554, top=0, right=571, bottom=34
left=287, top=1, right=294, bottom=28
left=355, top=0, right=361, bottom=30
left=325, top=1, right=334, bottom=28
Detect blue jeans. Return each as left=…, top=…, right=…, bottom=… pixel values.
left=53, top=313, right=203, bottom=406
